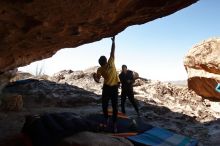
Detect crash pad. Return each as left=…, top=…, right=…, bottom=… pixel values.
left=22, top=112, right=198, bottom=146
left=128, top=127, right=198, bottom=146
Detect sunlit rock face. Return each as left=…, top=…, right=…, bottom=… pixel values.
left=0, top=0, right=197, bottom=72
left=184, top=38, right=220, bottom=100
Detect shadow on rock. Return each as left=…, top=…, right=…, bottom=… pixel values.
left=2, top=79, right=101, bottom=108
left=0, top=78, right=219, bottom=145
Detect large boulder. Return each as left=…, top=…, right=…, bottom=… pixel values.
left=184, top=38, right=220, bottom=100
left=50, top=68, right=103, bottom=95
left=0, top=0, right=198, bottom=73
left=2, top=79, right=99, bottom=107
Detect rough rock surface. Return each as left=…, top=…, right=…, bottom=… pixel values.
left=13, top=71, right=33, bottom=81
left=1, top=94, right=23, bottom=111
left=2, top=68, right=220, bottom=145
left=50, top=67, right=103, bottom=95
left=50, top=67, right=220, bottom=145
left=0, top=0, right=198, bottom=72
left=59, top=131, right=133, bottom=146
left=184, top=38, right=220, bottom=100
left=2, top=79, right=100, bottom=108
left=0, top=69, right=17, bottom=94
left=50, top=67, right=148, bottom=95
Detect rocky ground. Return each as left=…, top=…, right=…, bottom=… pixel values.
left=1, top=67, right=220, bottom=145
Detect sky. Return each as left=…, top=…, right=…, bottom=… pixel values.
left=19, top=0, right=220, bottom=81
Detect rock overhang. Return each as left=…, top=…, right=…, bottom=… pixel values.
left=0, top=0, right=198, bottom=72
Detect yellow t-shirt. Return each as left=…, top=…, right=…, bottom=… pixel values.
left=97, top=57, right=119, bottom=86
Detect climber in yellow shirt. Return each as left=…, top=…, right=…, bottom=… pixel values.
left=93, top=36, right=119, bottom=133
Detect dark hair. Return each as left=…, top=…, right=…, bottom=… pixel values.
left=99, top=56, right=107, bottom=66
left=122, top=64, right=127, bottom=69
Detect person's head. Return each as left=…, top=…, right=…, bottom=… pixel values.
left=122, top=65, right=127, bottom=73
left=98, top=56, right=107, bottom=66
